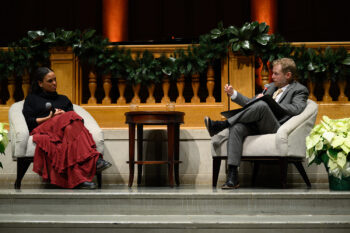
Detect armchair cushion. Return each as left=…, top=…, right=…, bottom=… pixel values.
left=211, top=100, right=318, bottom=158
left=9, top=100, right=104, bottom=159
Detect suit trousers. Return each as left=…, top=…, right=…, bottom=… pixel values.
left=227, top=101, right=281, bottom=166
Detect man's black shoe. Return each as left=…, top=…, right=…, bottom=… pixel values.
left=96, top=158, right=112, bottom=173
left=221, top=180, right=240, bottom=189
left=75, top=181, right=97, bottom=189
left=222, top=165, right=240, bottom=189
left=204, top=116, right=229, bottom=137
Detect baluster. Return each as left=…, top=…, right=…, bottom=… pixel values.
left=191, top=73, right=200, bottom=103
left=322, top=79, right=332, bottom=102
left=88, top=70, right=97, bottom=104
left=176, top=74, right=185, bottom=104
left=338, top=79, right=348, bottom=102
left=260, top=62, right=270, bottom=89
left=146, top=83, right=156, bottom=103
left=117, top=77, right=127, bottom=104
left=206, top=64, right=216, bottom=103
left=22, top=69, right=30, bottom=99
left=131, top=83, right=141, bottom=104
left=6, top=75, right=16, bottom=105
left=307, top=80, right=317, bottom=101
left=102, top=74, right=112, bottom=104
left=161, top=75, right=170, bottom=103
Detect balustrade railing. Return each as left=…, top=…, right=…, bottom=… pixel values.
left=0, top=43, right=350, bottom=127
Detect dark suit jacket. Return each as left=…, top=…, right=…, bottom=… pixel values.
left=230, top=81, right=309, bottom=125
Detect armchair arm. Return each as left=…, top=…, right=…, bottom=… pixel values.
left=73, top=105, right=104, bottom=154
left=8, top=101, right=29, bottom=158
left=275, top=100, right=318, bottom=154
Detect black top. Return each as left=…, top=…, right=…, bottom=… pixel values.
left=22, top=91, right=73, bottom=132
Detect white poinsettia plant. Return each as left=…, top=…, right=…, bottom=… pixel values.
left=306, top=116, right=350, bottom=179
left=0, top=123, right=9, bottom=169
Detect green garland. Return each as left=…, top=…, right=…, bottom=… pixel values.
left=1, top=22, right=350, bottom=85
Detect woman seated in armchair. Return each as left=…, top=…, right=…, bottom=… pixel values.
left=22, top=67, right=111, bottom=189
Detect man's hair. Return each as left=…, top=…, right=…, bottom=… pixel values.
left=272, top=58, right=297, bottom=79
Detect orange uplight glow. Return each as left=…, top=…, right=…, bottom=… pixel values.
left=102, top=0, right=128, bottom=42
left=251, top=0, right=277, bottom=33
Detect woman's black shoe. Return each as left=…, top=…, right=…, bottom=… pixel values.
left=96, top=158, right=112, bottom=172
left=75, top=181, right=97, bottom=189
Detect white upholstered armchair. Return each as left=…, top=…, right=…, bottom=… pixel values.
left=211, top=99, right=318, bottom=188
left=9, top=100, right=104, bottom=189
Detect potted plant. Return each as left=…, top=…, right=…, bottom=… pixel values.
left=306, top=115, right=350, bottom=190
left=228, top=21, right=272, bottom=56
left=43, top=29, right=79, bottom=49
left=113, top=48, right=133, bottom=104
left=73, top=29, right=109, bottom=69
left=323, top=47, right=350, bottom=101
left=156, top=54, right=177, bottom=103
left=0, top=47, right=31, bottom=104
left=0, top=50, right=10, bottom=82
left=73, top=29, right=109, bottom=104
left=19, top=30, right=51, bottom=68
left=173, top=48, right=207, bottom=103
left=127, top=50, right=162, bottom=104
left=0, top=122, right=9, bottom=168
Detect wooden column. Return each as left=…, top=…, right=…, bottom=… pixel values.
left=50, top=48, right=77, bottom=103
left=251, top=0, right=277, bottom=33
left=102, top=0, right=129, bottom=42
left=226, top=53, right=255, bottom=110
left=251, top=0, right=277, bottom=89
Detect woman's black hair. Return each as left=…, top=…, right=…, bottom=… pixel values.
left=30, top=67, right=53, bottom=94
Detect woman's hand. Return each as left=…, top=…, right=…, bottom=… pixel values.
left=36, top=109, right=65, bottom=125
left=53, top=108, right=65, bottom=116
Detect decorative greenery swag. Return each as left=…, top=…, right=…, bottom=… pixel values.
left=1, top=22, right=350, bottom=85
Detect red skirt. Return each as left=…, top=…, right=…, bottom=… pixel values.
left=31, top=111, right=100, bottom=188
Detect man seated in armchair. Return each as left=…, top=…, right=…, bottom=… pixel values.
left=204, top=58, right=309, bottom=189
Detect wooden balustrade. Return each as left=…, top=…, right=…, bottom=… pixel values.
left=117, top=78, right=127, bottom=104
left=338, top=80, right=348, bottom=102
left=87, top=70, right=97, bottom=104
left=102, top=74, right=112, bottom=104
left=206, top=65, right=216, bottom=103
left=21, top=70, right=30, bottom=99
left=0, top=43, right=350, bottom=127
left=161, top=75, right=171, bottom=104
left=6, top=75, right=16, bottom=106
left=146, top=83, right=156, bottom=104
left=322, top=79, right=332, bottom=102
left=176, top=74, right=186, bottom=104
left=307, top=80, right=317, bottom=101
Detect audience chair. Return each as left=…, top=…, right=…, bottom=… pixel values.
left=211, top=99, right=318, bottom=188
left=9, top=100, right=104, bottom=189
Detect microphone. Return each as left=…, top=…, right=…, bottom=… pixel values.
left=262, top=84, right=270, bottom=95
left=45, top=102, right=55, bottom=115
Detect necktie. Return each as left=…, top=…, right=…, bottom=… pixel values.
left=272, top=88, right=283, bottom=100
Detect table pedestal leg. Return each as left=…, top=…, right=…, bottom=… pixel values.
left=174, top=124, right=180, bottom=186
left=137, top=124, right=143, bottom=185
left=167, top=124, right=175, bottom=187
left=128, top=124, right=135, bottom=187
